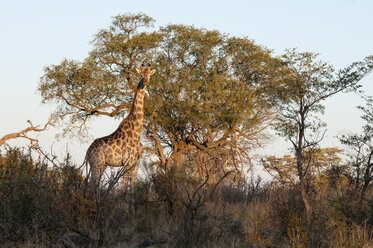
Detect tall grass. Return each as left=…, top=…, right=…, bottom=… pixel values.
left=1, top=146, right=373, bottom=247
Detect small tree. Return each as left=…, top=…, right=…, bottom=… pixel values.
left=263, top=147, right=342, bottom=188
left=339, top=96, right=373, bottom=201
left=270, top=49, right=373, bottom=224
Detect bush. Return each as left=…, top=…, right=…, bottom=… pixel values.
left=2, top=146, right=373, bottom=247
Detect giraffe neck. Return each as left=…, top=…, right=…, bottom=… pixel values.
left=130, top=87, right=145, bottom=120
left=118, top=87, right=146, bottom=136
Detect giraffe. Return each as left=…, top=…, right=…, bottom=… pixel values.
left=85, top=64, right=155, bottom=188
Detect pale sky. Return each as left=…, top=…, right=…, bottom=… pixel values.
left=1, top=0, right=373, bottom=171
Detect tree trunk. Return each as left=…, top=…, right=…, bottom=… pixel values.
left=360, top=178, right=370, bottom=207
left=296, top=113, right=313, bottom=224
left=300, top=180, right=312, bottom=224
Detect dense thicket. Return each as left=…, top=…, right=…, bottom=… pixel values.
left=1, top=147, right=373, bottom=247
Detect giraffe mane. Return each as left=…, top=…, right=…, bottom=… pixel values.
left=129, top=88, right=139, bottom=114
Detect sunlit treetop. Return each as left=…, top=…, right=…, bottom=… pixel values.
left=39, top=13, right=285, bottom=144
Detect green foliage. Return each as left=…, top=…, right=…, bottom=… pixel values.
left=147, top=25, right=281, bottom=134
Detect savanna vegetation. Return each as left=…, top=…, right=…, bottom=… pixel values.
left=1, top=13, right=373, bottom=247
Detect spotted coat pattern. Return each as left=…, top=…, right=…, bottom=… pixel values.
left=85, top=65, right=155, bottom=188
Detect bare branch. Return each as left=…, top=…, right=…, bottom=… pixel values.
left=0, top=114, right=54, bottom=147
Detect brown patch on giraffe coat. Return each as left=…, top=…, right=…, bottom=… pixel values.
left=130, top=148, right=136, bottom=154
left=135, top=121, right=142, bottom=128
left=126, top=130, right=132, bottom=138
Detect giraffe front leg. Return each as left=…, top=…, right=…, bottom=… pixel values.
left=122, top=173, right=130, bottom=190
left=89, top=160, right=106, bottom=188
left=122, top=158, right=140, bottom=190
left=122, top=157, right=134, bottom=190
left=129, top=162, right=140, bottom=190
left=129, top=145, right=143, bottom=190
left=123, top=159, right=140, bottom=215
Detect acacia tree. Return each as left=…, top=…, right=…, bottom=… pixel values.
left=39, top=13, right=285, bottom=180
left=144, top=25, right=285, bottom=179
left=270, top=49, right=373, bottom=224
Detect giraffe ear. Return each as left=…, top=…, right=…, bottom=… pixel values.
left=150, top=69, right=156, bottom=75
left=136, top=68, right=141, bottom=74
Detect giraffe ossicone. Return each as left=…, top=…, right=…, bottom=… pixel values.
left=85, top=65, right=155, bottom=188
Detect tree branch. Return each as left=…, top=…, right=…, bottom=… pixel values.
left=0, top=114, right=54, bottom=147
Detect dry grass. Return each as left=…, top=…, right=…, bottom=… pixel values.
left=2, top=147, right=373, bottom=247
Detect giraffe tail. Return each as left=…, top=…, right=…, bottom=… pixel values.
left=77, top=152, right=90, bottom=185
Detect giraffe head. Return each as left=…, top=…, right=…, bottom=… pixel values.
left=135, top=64, right=156, bottom=89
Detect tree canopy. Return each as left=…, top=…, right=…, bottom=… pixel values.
left=39, top=13, right=286, bottom=174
